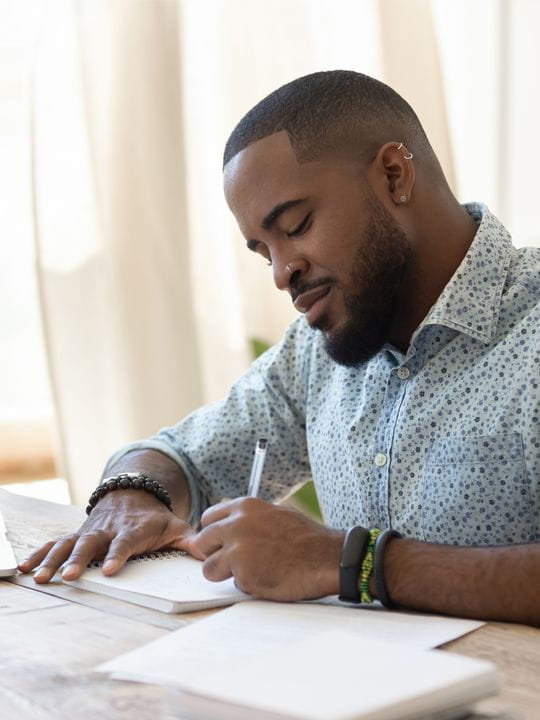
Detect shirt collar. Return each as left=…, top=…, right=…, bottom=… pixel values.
left=411, top=202, right=514, bottom=346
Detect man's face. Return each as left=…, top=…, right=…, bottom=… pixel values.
left=224, top=131, right=413, bottom=366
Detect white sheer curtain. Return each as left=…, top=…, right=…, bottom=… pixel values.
left=32, top=0, right=205, bottom=503
left=32, top=0, right=473, bottom=503
left=432, top=0, right=540, bottom=248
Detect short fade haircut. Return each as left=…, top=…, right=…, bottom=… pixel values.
left=223, top=69, right=438, bottom=172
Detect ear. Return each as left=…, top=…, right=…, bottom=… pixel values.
left=368, top=141, right=416, bottom=207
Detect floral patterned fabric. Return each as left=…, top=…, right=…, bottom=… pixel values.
left=108, top=204, right=540, bottom=545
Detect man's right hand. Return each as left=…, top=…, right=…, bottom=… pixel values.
left=17, top=489, right=200, bottom=583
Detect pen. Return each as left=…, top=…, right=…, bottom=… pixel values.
left=247, top=438, right=268, bottom=497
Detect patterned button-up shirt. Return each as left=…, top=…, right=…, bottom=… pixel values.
left=109, top=204, right=540, bottom=546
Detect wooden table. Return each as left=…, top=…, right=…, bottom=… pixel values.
left=1, top=488, right=538, bottom=720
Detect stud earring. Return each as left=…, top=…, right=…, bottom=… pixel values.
left=400, top=195, right=407, bottom=203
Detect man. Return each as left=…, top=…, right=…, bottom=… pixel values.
left=20, top=71, right=540, bottom=625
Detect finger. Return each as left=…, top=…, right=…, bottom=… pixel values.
left=158, top=516, right=198, bottom=549
left=102, top=516, right=200, bottom=573
left=202, top=549, right=232, bottom=583
left=32, top=535, right=79, bottom=583
left=102, top=532, right=140, bottom=575
left=188, top=523, right=225, bottom=559
left=142, top=516, right=203, bottom=557
left=61, top=531, right=112, bottom=580
left=18, top=540, right=57, bottom=572
left=99, top=516, right=194, bottom=573
left=175, top=526, right=206, bottom=560
left=200, top=499, right=237, bottom=528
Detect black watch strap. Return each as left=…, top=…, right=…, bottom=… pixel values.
left=373, top=529, right=403, bottom=608
left=339, top=526, right=370, bottom=602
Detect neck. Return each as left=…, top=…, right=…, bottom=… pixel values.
left=389, top=198, right=479, bottom=353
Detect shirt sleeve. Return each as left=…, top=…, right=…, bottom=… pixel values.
left=104, top=318, right=315, bottom=525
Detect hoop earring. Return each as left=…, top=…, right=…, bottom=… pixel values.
left=397, top=142, right=413, bottom=160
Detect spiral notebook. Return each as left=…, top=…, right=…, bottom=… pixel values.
left=62, top=550, right=250, bottom=613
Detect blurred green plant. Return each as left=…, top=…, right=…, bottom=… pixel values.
left=250, top=337, right=322, bottom=522
left=250, top=338, right=271, bottom=359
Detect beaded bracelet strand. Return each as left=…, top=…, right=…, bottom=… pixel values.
left=359, top=528, right=382, bottom=604
left=86, top=472, right=173, bottom=515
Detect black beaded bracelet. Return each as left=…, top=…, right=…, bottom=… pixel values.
left=85, top=472, right=173, bottom=515
left=373, top=529, right=403, bottom=609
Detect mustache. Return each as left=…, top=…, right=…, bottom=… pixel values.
left=290, top=276, right=335, bottom=303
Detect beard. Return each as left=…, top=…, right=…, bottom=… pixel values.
left=318, top=195, right=413, bottom=367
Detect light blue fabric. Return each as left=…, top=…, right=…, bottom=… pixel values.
left=107, top=204, right=540, bottom=545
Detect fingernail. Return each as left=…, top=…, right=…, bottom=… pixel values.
left=61, top=564, right=77, bottom=579
left=34, top=567, right=51, bottom=581
left=103, top=560, right=115, bottom=573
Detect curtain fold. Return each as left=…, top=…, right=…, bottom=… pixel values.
left=32, top=0, right=458, bottom=503
left=33, top=0, right=204, bottom=503
left=378, top=0, right=455, bottom=190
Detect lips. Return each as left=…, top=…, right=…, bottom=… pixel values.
left=293, top=285, right=331, bottom=323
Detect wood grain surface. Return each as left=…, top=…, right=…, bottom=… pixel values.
left=1, top=488, right=539, bottom=720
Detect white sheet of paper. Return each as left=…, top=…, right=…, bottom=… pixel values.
left=98, top=599, right=484, bottom=687
left=173, top=630, right=498, bottom=720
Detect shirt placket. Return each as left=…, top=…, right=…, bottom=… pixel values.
left=372, top=351, right=421, bottom=529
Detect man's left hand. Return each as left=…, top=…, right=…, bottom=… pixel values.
left=182, top=498, right=344, bottom=601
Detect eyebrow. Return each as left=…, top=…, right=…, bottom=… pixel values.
left=261, top=198, right=307, bottom=231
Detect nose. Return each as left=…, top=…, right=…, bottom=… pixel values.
left=272, top=254, right=310, bottom=292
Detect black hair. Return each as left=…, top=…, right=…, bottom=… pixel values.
left=223, top=70, right=435, bottom=170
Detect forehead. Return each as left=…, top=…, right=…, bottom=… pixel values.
left=223, top=131, right=304, bottom=216
left=223, top=131, right=360, bottom=231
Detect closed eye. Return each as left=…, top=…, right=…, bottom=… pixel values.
left=246, top=239, right=272, bottom=265
left=287, top=213, right=312, bottom=238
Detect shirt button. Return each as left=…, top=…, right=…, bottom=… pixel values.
left=397, top=367, right=410, bottom=380
left=374, top=452, right=387, bottom=467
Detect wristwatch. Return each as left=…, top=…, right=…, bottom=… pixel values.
left=339, top=525, right=370, bottom=602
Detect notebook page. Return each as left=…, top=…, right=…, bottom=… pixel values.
left=98, top=600, right=484, bottom=686
left=66, top=551, right=248, bottom=605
